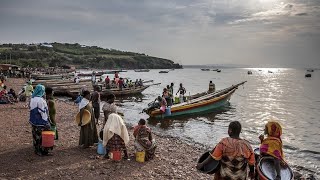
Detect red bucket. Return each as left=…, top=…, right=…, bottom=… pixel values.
left=41, top=131, right=55, bottom=147
left=110, top=150, right=121, bottom=161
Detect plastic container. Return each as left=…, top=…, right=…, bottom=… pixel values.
left=160, top=105, right=165, bottom=112
left=165, top=107, right=171, bottom=116
left=135, top=151, right=145, bottom=163
left=41, top=131, right=55, bottom=147
left=110, top=150, right=121, bottom=161
left=97, top=140, right=106, bottom=155
left=174, top=97, right=180, bottom=104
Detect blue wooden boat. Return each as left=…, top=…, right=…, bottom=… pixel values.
left=145, top=81, right=246, bottom=118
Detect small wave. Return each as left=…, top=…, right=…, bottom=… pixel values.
left=300, top=149, right=320, bottom=155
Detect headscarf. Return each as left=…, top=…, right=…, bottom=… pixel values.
left=103, top=113, right=129, bottom=146
left=32, top=84, right=45, bottom=98
left=260, top=120, right=284, bottom=160
left=266, top=121, right=282, bottom=138
left=78, top=98, right=89, bottom=111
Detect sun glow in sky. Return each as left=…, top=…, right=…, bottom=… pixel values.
left=0, top=0, right=319, bottom=67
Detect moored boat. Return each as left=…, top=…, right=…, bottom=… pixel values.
left=159, top=70, right=169, bottom=73
left=201, top=68, right=210, bottom=71
left=134, top=69, right=150, bottom=72
left=144, top=81, right=246, bottom=118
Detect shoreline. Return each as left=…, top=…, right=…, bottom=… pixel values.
left=0, top=78, right=316, bottom=179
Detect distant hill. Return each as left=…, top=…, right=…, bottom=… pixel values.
left=0, top=43, right=182, bottom=69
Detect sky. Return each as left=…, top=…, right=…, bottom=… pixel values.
left=0, top=0, right=319, bottom=67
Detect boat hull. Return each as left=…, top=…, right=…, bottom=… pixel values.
left=149, top=89, right=235, bottom=119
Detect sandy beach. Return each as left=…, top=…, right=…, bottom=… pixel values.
left=0, top=78, right=212, bottom=179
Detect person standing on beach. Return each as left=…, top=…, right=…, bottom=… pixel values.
left=102, top=94, right=117, bottom=126
left=91, top=86, right=101, bottom=124
left=45, top=87, right=58, bottom=140
left=78, top=90, right=99, bottom=148
left=259, top=120, right=284, bottom=180
left=197, top=121, right=255, bottom=179
left=25, top=81, right=33, bottom=108
left=29, top=84, right=53, bottom=156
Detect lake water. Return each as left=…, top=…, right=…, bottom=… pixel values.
left=98, top=68, right=319, bottom=177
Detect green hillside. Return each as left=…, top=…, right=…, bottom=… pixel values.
left=0, top=43, right=182, bottom=69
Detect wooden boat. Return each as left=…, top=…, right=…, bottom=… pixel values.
left=305, top=73, right=311, bottom=78
left=145, top=81, right=246, bottom=118
left=159, top=70, right=169, bottom=73
left=31, top=74, right=65, bottom=80
left=217, top=69, right=221, bottom=72
left=201, top=68, right=210, bottom=71
left=307, top=69, right=314, bottom=72
left=134, top=69, right=150, bottom=72
left=68, top=83, right=161, bottom=98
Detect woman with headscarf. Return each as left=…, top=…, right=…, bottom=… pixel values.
left=29, top=84, right=52, bottom=156
left=133, top=119, right=156, bottom=161
left=78, top=90, right=99, bottom=148
left=259, top=120, right=284, bottom=180
left=102, top=113, right=129, bottom=159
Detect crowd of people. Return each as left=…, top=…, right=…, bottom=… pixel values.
left=28, top=84, right=157, bottom=163
left=1, top=75, right=286, bottom=179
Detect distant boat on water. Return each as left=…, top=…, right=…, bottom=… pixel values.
left=201, top=68, right=210, bottom=71
left=217, top=69, right=221, bottom=72
left=134, top=69, right=150, bottom=72
left=305, top=73, right=312, bottom=78
left=248, top=71, right=252, bottom=75
left=307, top=69, right=314, bottom=72
left=268, top=70, right=273, bottom=73
left=159, top=70, right=169, bottom=73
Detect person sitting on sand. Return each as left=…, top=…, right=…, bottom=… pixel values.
left=29, top=84, right=53, bottom=156
left=259, top=120, right=284, bottom=180
left=197, top=121, right=255, bottom=180
left=208, top=81, right=215, bottom=93
left=78, top=90, right=99, bottom=148
left=102, top=113, right=129, bottom=159
left=133, top=119, right=156, bottom=161
left=8, top=88, right=18, bottom=102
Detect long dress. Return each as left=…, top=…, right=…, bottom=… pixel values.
left=134, top=125, right=157, bottom=161
left=79, top=102, right=99, bottom=147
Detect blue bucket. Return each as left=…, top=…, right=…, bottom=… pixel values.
left=165, top=107, right=171, bottom=116
left=97, top=140, right=106, bottom=155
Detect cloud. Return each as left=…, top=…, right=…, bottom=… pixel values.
left=0, top=0, right=319, bottom=67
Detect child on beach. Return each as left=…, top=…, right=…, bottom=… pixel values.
left=259, top=120, right=285, bottom=180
